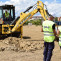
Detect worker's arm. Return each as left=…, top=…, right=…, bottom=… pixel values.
left=41, top=26, right=43, bottom=32
left=53, top=29, right=57, bottom=36
left=52, top=24, right=57, bottom=36
left=53, top=25, right=59, bottom=41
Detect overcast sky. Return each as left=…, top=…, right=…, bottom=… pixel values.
left=0, top=0, right=61, bottom=17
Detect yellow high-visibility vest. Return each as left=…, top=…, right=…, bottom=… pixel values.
left=58, top=26, right=61, bottom=46
left=42, top=20, right=55, bottom=42
left=5, top=12, right=9, bottom=18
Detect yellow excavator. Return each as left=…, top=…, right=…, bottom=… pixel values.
left=0, top=1, right=52, bottom=38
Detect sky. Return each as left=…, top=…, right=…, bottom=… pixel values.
left=0, top=0, right=61, bottom=17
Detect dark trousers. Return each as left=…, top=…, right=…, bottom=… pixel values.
left=43, top=42, right=54, bottom=61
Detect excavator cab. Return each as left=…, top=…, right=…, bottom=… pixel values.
left=0, top=5, right=15, bottom=24
left=0, top=4, right=22, bottom=38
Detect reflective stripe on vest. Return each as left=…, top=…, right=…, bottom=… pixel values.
left=43, top=31, right=53, bottom=33
left=44, top=34, right=54, bottom=36
left=44, top=31, right=54, bottom=36
left=59, top=37, right=61, bottom=38
left=59, top=40, right=61, bottom=41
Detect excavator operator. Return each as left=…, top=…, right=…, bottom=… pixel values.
left=5, top=10, right=9, bottom=21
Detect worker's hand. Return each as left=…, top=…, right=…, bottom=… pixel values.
left=60, top=46, right=61, bottom=49
left=41, top=26, right=43, bottom=32
left=55, top=35, right=59, bottom=41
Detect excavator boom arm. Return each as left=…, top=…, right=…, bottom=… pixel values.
left=11, top=1, right=49, bottom=33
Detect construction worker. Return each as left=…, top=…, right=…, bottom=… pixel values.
left=5, top=10, right=9, bottom=20
left=57, top=25, right=61, bottom=49
left=41, top=16, right=56, bottom=61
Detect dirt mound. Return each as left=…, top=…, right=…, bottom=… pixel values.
left=0, top=37, right=44, bottom=52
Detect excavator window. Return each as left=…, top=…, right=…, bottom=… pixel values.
left=0, top=8, right=3, bottom=18
left=11, top=9, right=13, bottom=18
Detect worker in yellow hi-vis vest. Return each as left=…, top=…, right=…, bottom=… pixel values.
left=41, top=16, right=57, bottom=61
left=5, top=10, right=9, bottom=20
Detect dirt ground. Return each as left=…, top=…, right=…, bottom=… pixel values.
left=0, top=25, right=61, bottom=61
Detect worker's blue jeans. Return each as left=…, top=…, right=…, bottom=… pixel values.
left=43, top=42, right=54, bottom=61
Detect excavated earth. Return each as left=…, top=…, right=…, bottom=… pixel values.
left=0, top=25, right=61, bottom=61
